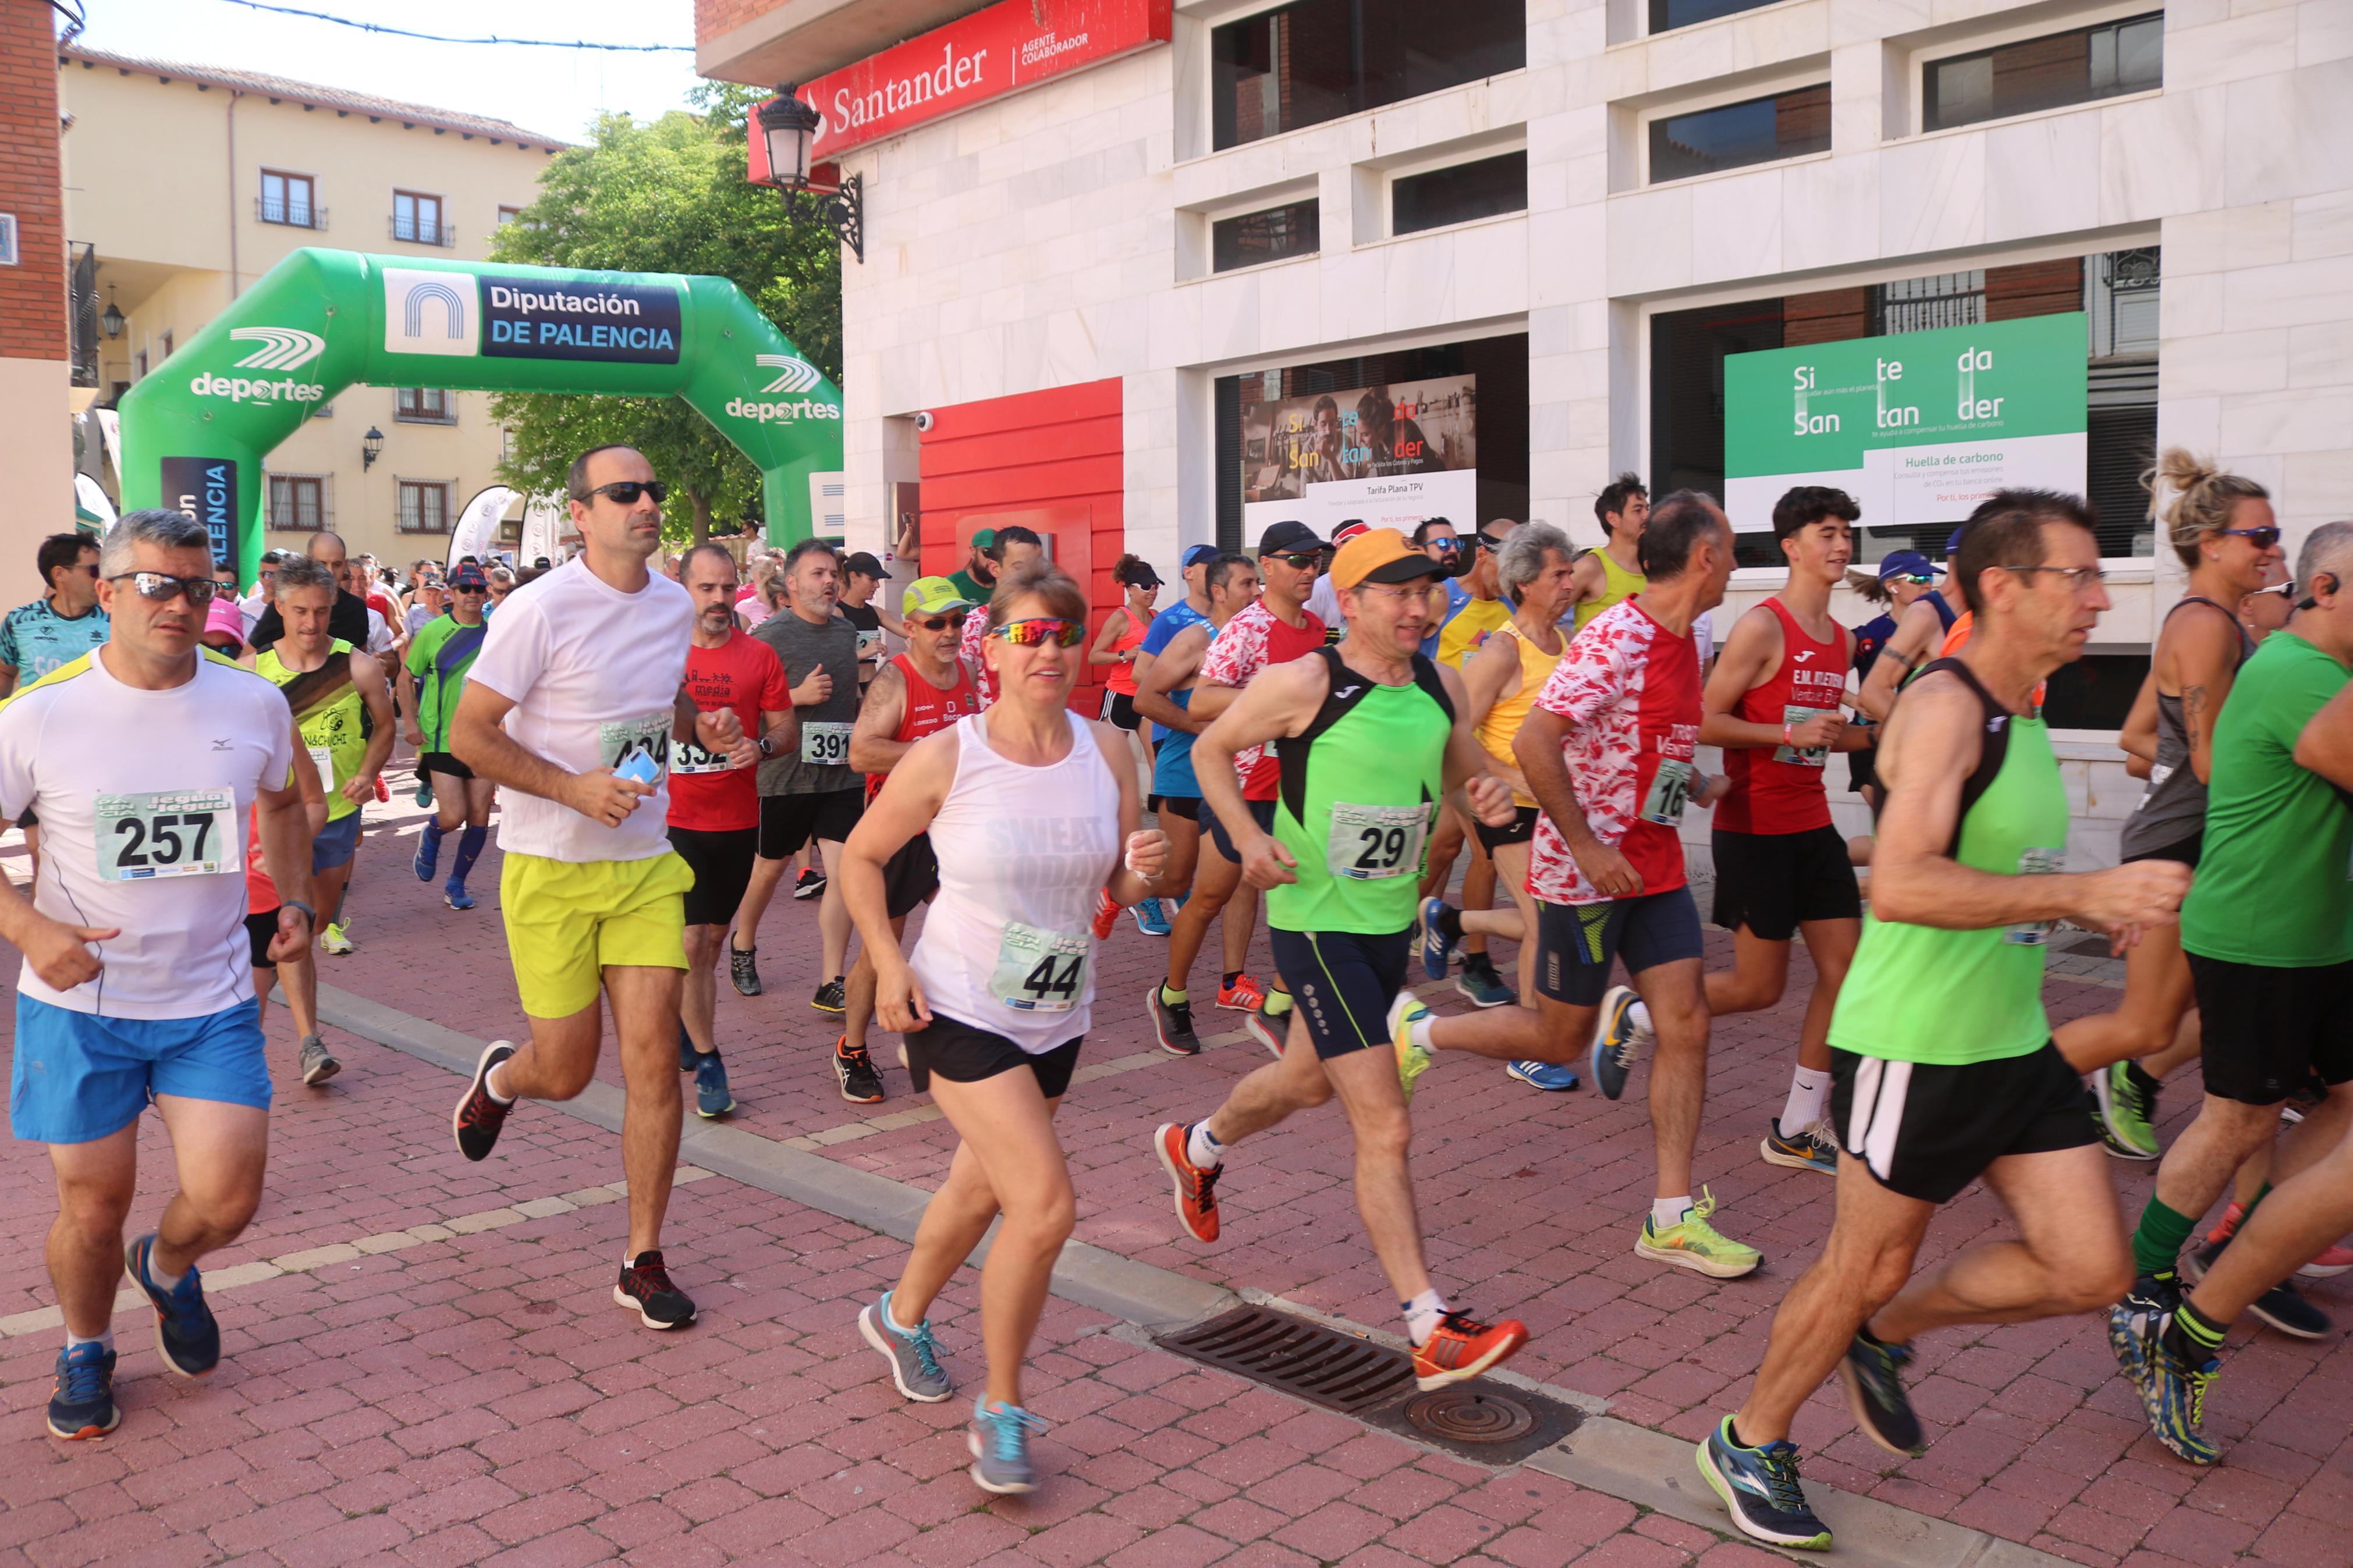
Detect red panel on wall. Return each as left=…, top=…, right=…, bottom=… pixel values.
left=920, top=379, right=1124, bottom=713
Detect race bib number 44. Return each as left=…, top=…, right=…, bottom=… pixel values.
left=801, top=721, right=853, bottom=768
left=988, top=922, right=1091, bottom=1013
left=1327, top=802, right=1429, bottom=881
left=95, top=788, right=237, bottom=880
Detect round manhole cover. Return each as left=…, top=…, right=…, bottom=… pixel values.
left=1404, top=1388, right=1536, bottom=1444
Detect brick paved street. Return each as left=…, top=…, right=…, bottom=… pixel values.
left=2, top=771, right=2347, bottom=1567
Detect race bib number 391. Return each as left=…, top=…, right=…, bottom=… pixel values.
left=95, top=788, right=237, bottom=880
left=801, top=721, right=853, bottom=768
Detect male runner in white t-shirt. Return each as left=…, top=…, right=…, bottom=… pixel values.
left=0, top=509, right=317, bottom=1441
left=447, top=445, right=745, bottom=1331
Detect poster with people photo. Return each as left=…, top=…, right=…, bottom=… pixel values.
left=1239, top=375, right=1478, bottom=544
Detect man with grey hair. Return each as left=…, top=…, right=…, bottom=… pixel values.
left=246, top=530, right=372, bottom=655
left=2115, top=518, right=2353, bottom=1464
left=0, top=509, right=319, bottom=1441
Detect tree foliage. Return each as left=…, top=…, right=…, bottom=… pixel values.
left=487, top=83, right=840, bottom=543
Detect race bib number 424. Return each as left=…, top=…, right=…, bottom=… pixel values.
left=95, top=788, right=237, bottom=880
left=599, top=713, right=672, bottom=782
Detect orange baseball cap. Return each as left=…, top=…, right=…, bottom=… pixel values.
left=1330, top=527, right=1442, bottom=591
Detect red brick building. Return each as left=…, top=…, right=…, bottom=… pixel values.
left=1, top=0, right=74, bottom=593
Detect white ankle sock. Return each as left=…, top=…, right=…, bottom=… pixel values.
left=65, top=1329, right=113, bottom=1354
left=1187, top=1121, right=1226, bottom=1169
left=142, top=1248, right=187, bottom=1293
left=1403, top=1288, right=1448, bottom=1346
left=1628, top=1001, right=1653, bottom=1035
left=1780, top=1066, right=1832, bottom=1133
left=1408, top=1015, right=1438, bottom=1051
left=886, top=1294, right=920, bottom=1334
left=484, top=1063, right=514, bottom=1105
left=1651, top=1195, right=1692, bottom=1230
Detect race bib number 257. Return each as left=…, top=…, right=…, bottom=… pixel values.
left=95, top=788, right=237, bottom=881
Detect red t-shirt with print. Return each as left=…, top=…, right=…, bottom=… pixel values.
left=668, top=630, right=792, bottom=833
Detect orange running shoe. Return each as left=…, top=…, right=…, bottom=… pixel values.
left=1090, top=888, right=1120, bottom=941
left=1216, top=972, right=1268, bottom=1011
left=1412, top=1310, right=1528, bottom=1391
left=1152, top=1122, right=1220, bottom=1243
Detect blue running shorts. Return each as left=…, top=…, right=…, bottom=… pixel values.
left=11, top=994, right=271, bottom=1145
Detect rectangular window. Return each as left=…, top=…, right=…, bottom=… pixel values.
left=134, top=349, right=147, bottom=379
left=498, top=205, right=525, bottom=226
left=268, top=475, right=327, bottom=531
left=1649, top=0, right=1780, bottom=33
left=393, top=190, right=448, bottom=245
left=1212, top=0, right=1526, bottom=151
left=159, top=330, right=174, bottom=360
left=1651, top=86, right=1830, bottom=184
left=258, top=170, right=317, bottom=227
left=1392, top=150, right=1527, bottom=236
left=1925, top=13, right=2162, bottom=133
left=0, top=212, right=19, bottom=265
left=398, top=481, right=452, bottom=534
left=395, top=387, right=453, bottom=423
left=1212, top=199, right=1321, bottom=271
left=1873, top=271, right=1985, bottom=335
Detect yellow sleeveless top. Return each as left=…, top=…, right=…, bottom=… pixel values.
left=1571, top=547, right=1646, bottom=636
left=258, top=637, right=364, bottom=823
left=1477, top=621, right=1564, bottom=806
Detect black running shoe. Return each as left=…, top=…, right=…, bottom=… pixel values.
left=793, top=867, right=826, bottom=901
left=812, top=977, right=847, bottom=1015
left=124, top=1233, right=219, bottom=1379
left=46, top=1343, right=119, bottom=1439
left=453, top=1040, right=516, bottom=1162
left=836, top=1043, right=885, bottom=1104
left=614, top=1250, right=696, bottom=1329
left=729, top=944, right=762, bottom=997
left=2182, top=1239, right=2332, bottom=1339
left=1697, top=1416, right=1831, bottom=1551
left=1148, top=983, right=1198, bottom=1055
left=1839, top=1330, right=1923, bottom=1456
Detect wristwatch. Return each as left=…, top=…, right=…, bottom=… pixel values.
left=281, top=899, right=317, bottom=927
left=757, top=736, right=774, bottom=758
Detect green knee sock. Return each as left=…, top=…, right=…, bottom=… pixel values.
left=2132, top=1197, right=2199, bottom=1279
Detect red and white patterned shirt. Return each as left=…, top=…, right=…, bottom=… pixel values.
left=1527, top=598, right=1701, bottom=905
left=958, top=602, right=994, bottom=707
left=1198, top=598, right=1328, bottom=800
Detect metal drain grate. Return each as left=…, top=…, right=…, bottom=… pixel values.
left=1156, top=1305, right=1584, bottom=1465
left=1156, top=1306, right=1417, bottom=1415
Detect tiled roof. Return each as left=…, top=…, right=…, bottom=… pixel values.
left=60, top=45, right=572, bottom=151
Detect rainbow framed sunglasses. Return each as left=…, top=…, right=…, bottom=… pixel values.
left=991, top=617, right=1087, bottom=648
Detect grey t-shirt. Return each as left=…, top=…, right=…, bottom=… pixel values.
left=754, top=606, right=861, bottom=796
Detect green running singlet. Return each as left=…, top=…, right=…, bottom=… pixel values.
left=258, top=637, right=365, bottom=824
left=1268, top=646, right=1454, bottom=936
left=1829, top=659, right=2069, bottom=1066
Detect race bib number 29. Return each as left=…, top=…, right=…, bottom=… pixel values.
left=95, top=788, right=237, bottom=881
left=1327, top=802, right=1428, bottom=881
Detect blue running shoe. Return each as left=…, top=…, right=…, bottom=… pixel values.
left=1588, top=984, right=1648, bottom=1101
left=968, top=1395, right=1048, bottom=1494
left=1417, top=897, right=1457, bottom=981
left=124, top=1233, right=219, bottom=1379
left=413, top=820, right=445, bottom=883
left=1132, top=897, right=1172, bottom=937
left=1456, top=960, right=1516, bottom=1008
left=46, top=1342, right=119, bottom=1440
left=1839, top=1331, right=1923, bottom=1456
left=443, top=879, right=476, bottom=911
left=694, top=1049, right=736, bottom=1119
left=1697, top=1415, right=1832, bottom=1551
left=2136, top=1320, right=2221, bottom=1466
left=1506, top=1059, right=1580, bottom=1091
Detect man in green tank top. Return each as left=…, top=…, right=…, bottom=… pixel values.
left=1149, top=528, right=1543, bottom=1393
left=1565, top=472, right=1648, bottom=637
left=1697, top=493, right=2189, bottom=1553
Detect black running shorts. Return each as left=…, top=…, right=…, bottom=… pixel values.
left=2121, top=831, right=2201, bottom=868
left=2190, top=954, right=2353, bottom=1106
left=1830, top=1041, right=2095, bottom=1204
left=419, top=750, right=474, bottom=781
left=1472, top=805, right=1539, bottom=852
left=669, top=824, right=758, bottom=927
left=1268, top=926, right=1413, bottom=1061
left=1205, top=797, right=1276, bottom=862
left=1710, top=824, right=1862, bottom=941
left=245, top=909, right=281, bottom=970
left=1534, top=888, right=1703, bottom=1008
left=881, top=832, right=940, bottom=922
left=758, top=786, right=863, bottom=860
left=1099, top=690, right=1141, bottom=731
left=1158, top=795, right=1201, bottom=822
left=903, top=1012, right=1081, bottom=1099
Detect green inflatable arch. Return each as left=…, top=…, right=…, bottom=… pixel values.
left=116, top=248, right=844, bottom=579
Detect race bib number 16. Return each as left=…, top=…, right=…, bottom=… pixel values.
left=95, top=788, right=237, bottom=881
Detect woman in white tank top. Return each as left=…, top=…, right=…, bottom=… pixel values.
left=837, top=561, right=1166, bottom=1496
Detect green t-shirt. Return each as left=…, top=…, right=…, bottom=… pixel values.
left=947, top=567, right=993, bottom=606
left=404, top=613, right=488, bottom=754
left=1830, top=674, right=2069, bottom=1065
left=2180, top=632, right=2353, bottom=968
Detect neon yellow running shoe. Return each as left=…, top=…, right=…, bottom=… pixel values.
left=1635, top=1187, right=1762, bottom=1278
left=1390, top=992, right=1433, bottom=1104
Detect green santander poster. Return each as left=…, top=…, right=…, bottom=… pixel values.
left=1723, top=313, right=2088, bottom=532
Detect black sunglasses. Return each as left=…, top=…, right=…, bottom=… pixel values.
left=1266, top=552, right=1321, bottom=570
left=2220, top=525, right=2281, bottom=549
left=109, top=571, right=218, bottom=606
left=914, top=611, right=969, bottom=631
left=583, top=479, right=668, bottom=506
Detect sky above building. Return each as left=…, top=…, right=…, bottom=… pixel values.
left=65, top=0, right=702, bottom=147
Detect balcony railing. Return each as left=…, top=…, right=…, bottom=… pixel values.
left=257, top=195, right=328, bottom=229
left=390, top=215, right=455, bottom=247
left=68, top=243, right=100, bottom=389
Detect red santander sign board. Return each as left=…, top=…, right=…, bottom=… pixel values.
left=748, top=0, right=1170, bottom=175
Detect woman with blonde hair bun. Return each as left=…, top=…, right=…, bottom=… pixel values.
left=2060, top=449, right=2282, bottom=1160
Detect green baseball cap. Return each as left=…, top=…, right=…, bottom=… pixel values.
left=904, top=575, right=978, bottom=617
left=970, top=528, right=997, bottom=550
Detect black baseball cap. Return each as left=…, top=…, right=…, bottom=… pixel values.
left=1258, top=520, right=1326, bottom=556
left=842, top=550, right=890, bottom=580
left=1117, top=559, right=1163, bottom=589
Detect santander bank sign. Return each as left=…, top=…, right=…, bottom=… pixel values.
left=748, top=0, right=1171, bottom=172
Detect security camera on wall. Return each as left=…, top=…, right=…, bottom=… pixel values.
left=913, top=411, right=935, bottom=433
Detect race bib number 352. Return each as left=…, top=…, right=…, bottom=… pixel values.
left=95, top=788, right=237, bottom=880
